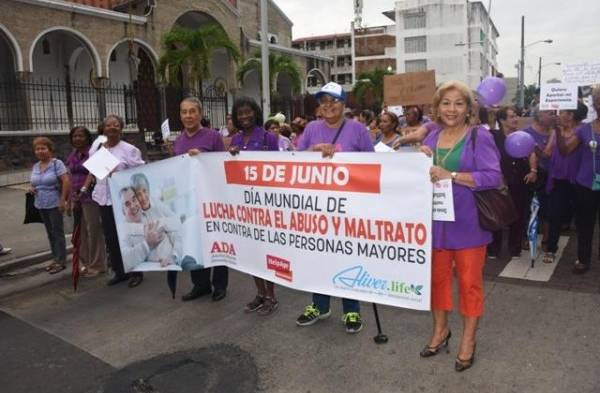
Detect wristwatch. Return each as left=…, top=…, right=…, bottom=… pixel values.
left=79, top=186, right=88, bottom=194
left=451, top=172, right=458, bottom=182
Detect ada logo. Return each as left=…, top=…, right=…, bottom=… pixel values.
left=211, top=242, right=236, bottom=256
left=332, top=265, right=423, bottom=296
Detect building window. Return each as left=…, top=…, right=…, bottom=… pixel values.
left=336, top=56, right=344, bottom=67
left=405, top=59, right=427, bottom=72
left=326, top=40, right=333, bottom=49
left=110, top=51, right=117, bottom=62
left=42, top=38, right=51, bottom=55
left=346, top=74, right=353, bottom=84
left=404, top=36, right=426, bottom=53
left=319, top=41, right=326, bottom=50
left=404, top=10, right=426, bottom=29
left=336, top=39, right=345, bottom=48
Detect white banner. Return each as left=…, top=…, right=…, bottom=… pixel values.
left=109, top=152, right=433, bottom=310
left=562, top=62, right=600, bottom=86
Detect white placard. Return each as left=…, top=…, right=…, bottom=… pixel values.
left=374, top=141, right=396, bottom=153
left=562, top=62, right=600, bottom=86
left=432, top=179, right=455, bottom=222
left=161, top=119, right=171, bottom=140
left=539, top=83, right=578, bottom=110
left=387, top=105, right=404, bottom=117
left=83, top=146, right=120, bottom=180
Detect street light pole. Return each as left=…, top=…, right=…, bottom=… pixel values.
left=260, top=0, right=270, bottom=119
left=538, top=56, right=542, bottom=88
left=519, top=15, right=525, bottom=109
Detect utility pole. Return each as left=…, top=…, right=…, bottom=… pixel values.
left=260, top=0, right=270, bottom=119
left=538, top=56, right=542, bottom=88
left=519, top=15, right=525, bottom=109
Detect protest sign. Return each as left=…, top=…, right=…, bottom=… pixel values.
left=561, top=62, right=600, bottom=86
left=384, top=70, right=436, bottom=106
left=83, top=146, right=120, bottom=180
left=539, top=83, right=578, bottom=110
left=432, top=179, right=455, bottom=222
left=109, top=152, right=433, bottom=310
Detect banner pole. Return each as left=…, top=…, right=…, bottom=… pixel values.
left=372, top=303, right=388, bottom=344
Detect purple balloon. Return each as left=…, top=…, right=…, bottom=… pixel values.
left=505, top=131, right=535, bottom=158
left=477, top=77, right=507, bottom=107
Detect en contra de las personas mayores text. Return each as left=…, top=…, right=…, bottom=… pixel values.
left=201, top=160, right=428, bottom=265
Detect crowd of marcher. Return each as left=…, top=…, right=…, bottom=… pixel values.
left=25, top=79, right=600, bottom=372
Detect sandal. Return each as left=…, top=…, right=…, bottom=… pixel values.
left=45, top=262, right=61, bottom=272
left=573, top=261, right=589, bottom=274
left=543, top=252, right=555, bottom=264
left=48, top=264, right=66, bottom=274
left=257, top=298, right=279, bottom=316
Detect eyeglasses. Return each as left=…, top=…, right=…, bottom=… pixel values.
left=318, top=97, right=342, bottom=106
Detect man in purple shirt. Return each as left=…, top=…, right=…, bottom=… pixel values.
left=295, top=82, right=373, bottom=334
left=173, top=97, right=228, bottom=302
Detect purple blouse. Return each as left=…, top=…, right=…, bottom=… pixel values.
left=424, top=125, right=502, bottom=249
left=546, top=133, right=581, bottom=192
left=298, top=119, right=374, bottom=152
left=173, top=127, right=225, bottom=155
left=66, top=148, right=93, bottom=204
left=524, top=126, right=552, bottom=170
left=230, top=127, right=279, bottom=151
left=574, top=123, right=600, bottom=190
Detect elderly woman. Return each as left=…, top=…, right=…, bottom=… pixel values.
left=556, top=88, right=600, bottom=274
left=419, top=81, right=502, bottom=372
left=30, top=137, right=71, bottom=274
left=374, top=110, right=401, bottom=148
left=487, top=107, right=538, bottom=259
left=66, top=126, right=106, bottom=277
left=295, top=82, right=374, bottom=334
left=229, top=97, right=280, bottom=315
left=88, top=114, right=145, bottom=287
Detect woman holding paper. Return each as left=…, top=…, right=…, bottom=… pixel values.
left=30, top=137, right=71, bottom=274
left=419, top=81, right=502, bottom=372
left=556, top=88, right=600, bottom=274
left=89, top=114, right=145, bottom=288
left=229, top=97, right=280, bottom=315
left=66, top=126, right=106, bottom=277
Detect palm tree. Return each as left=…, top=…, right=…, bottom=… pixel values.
left=353, top=68, right=393, bottom=111
left=158, top=24, right=240, bottom=90
left=237, top=52, right=302, bottom=96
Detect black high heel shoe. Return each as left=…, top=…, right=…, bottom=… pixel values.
left=455, top=344, right=476, bottom=372
left=420, top=330, right=452, bottom=358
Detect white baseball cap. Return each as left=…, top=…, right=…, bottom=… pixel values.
left=315, top=82, right=346, bottom=102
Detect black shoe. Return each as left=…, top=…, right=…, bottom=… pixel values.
left=181, top=286, right=212, bottom=301
left=455, top=344, right=476, bottom=372
left=212, top=288, right=227, bottom=302
left=128, top=274, right=143, bottom=288
left=107, top=274, right=128, bottom=286
left=420, top=330, right=452, bottom=358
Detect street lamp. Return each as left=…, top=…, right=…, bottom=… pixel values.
left=518, top=15, right=553, bottom=109
left=537, top=58, right=561, bottom=87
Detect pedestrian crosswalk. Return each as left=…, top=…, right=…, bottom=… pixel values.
left=498, top=236, right=569, bottom=282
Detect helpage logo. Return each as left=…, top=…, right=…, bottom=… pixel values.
left=210, top=241, right=237, bottom=264
left=332, top=265, right=423, bottom=298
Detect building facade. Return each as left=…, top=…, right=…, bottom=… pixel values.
left=0, top=0, right=330, bottom=169
left=384, top=0, right=499, bottom=88
left=292, top=34, right=352, bottom=92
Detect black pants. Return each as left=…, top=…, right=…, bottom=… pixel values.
left=490, top=183, right=530, bottom=256
left=191, top=266, right=228, bottom=291
left=575, top=184, right=600, bottom=265
left=547, top=180, right=575, bottom=253
left=99, top=205, right=142, bottom=279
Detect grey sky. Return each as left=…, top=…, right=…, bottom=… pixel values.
left=275, top=0, right=600, bottom=85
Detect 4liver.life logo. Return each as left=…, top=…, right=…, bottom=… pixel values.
left=332, top=265, right=423, bottom=297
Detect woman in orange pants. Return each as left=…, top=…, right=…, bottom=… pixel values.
left=418, top=81, right=502, bottom=371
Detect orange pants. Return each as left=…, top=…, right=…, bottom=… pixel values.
left=431, top=246, right=486, bottom=317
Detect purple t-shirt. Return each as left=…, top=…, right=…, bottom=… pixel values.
left=548, top=134, right=581, bottom=185
left=575, top=123, right=600, bottom=190
left=66, top=148, right=93, bottom=204
left=524, top=126, right=552, bottom=170
left=173, top=128, right=225, bottom=155
left=230, top=127, right=279, bottom=151
left=298, top=119, right=374, bottom=152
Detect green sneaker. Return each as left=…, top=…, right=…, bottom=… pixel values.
left=296, top=303, right=331, bottom=326
left=343, top=312, right=363, bottom=334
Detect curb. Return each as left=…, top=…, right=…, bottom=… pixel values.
left=0, top=245, right=74, bottom=275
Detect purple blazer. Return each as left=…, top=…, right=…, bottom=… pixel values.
left=424, top=125, right=502, bottom=250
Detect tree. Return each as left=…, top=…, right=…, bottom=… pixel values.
left=158, top=24, right=240, bottom=90
left=513, top=84, right=539, bottom=110
left=352, top=68, right=393, bottom=111
left=237, top=52, right=302, bottom=96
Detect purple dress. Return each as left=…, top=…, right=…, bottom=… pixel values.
left=423, top=125, right=502, bottom=249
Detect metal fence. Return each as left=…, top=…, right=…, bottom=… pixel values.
left=0, top=78, right=145, bottom=132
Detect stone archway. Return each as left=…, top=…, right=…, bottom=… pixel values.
left=306, top=68, right=326, bottom=94
left=0, top=24, right=22, bottom=79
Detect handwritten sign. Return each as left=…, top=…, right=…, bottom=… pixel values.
left=384, top=70, right=436, bottom=106
left=539, top=83, right=578, bottom=110
left=432, top=179, right=454, bottom=222
left=562, top=63, right=600, bottom=86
